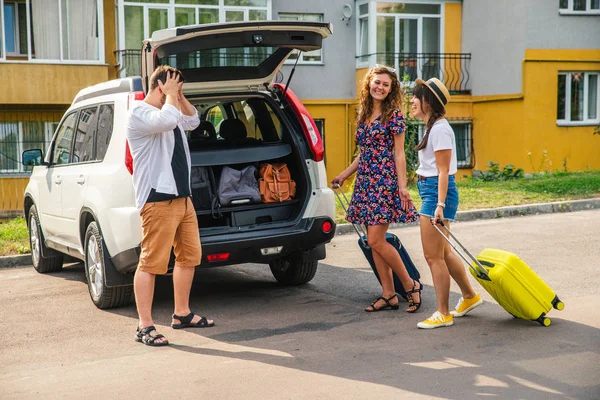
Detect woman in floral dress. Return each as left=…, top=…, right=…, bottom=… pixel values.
left=332, top=65, right=422, bottom=313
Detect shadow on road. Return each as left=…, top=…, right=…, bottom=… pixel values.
left=96, top=261, right=600, bottom=400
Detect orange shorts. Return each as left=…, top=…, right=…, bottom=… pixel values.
left=138, top=197, right=201, bottom=274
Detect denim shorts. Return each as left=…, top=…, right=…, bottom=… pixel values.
left=417, top=175, right=459, bottom=222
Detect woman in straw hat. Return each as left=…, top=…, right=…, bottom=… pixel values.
left=332, top=65, right=421, bottom=313
left=410, top=78, right=482, bottom=329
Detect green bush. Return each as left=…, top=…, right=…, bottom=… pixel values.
left=473, top=161, right=524, bottom=182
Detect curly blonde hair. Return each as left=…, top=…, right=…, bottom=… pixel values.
left=357, top=66, right=403, bottom=125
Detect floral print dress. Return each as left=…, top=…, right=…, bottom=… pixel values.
left=346, top=109, right=419, bottom=225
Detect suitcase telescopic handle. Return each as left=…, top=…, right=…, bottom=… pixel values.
left=433, top=220, right=490, bottom=281
left=332, top=184, right=368, bottom=246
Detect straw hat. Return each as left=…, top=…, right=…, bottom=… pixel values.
left=415, top=77, right=451, bottom=110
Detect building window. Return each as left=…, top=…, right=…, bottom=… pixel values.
left=279, top=13, right=324, bottom=64
left=0, top=119, right=56, bottom=173
left=120, top=0, right=270, bottom=50
left=0, top=0, right=102, bottom=62
left=356, top=2, right=369, bottom=64
left=2, top=1, right=27, bottom=56
left=119, top=0, right=271, bottom=76
left=418, top=121, right=473, bottom=168
left=357, top=1, right=442, bottom=80
left=559, top=0, right=600, bottom=14
left=557, top=72, right=599, bottom=125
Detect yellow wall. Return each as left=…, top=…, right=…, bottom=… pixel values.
left=1, top=64, right=110, bottom=105
left=304, top=101, right=358, bottom=184
left=522, top=50, right=600, bottom=172
left=0, top=178, right=28, bottom=215
left=470, top=49, right=600, bottom=173
left=472, top=97, right=526, bottom=171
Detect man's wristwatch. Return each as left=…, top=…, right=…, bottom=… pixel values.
left=436, top=202, right=446, bottom=208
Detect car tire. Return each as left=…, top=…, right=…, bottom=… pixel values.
left=269, top=256, right=318, bottom=285
left=28, top=204, right=63, bottom=273
left=84, top=221, right=133, bottom=309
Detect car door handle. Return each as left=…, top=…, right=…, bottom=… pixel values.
left=54, top=175, right=62, bottom=185
left=77, top=175, right=85, bottom=185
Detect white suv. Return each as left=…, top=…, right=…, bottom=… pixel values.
left=22, top=21, right=336, bottom=309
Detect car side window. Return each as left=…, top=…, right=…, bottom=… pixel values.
left=95, top=104, right=114, bottom=161
left=72, top=106, right=98, bottom=163
left=51, top=112, right=77, bottom=165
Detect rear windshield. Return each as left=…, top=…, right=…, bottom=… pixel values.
left=161, top=47, right=278, bottom=69
left=187, top=97, right=283, bottom=150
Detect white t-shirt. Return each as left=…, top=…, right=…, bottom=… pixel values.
left=126, top=102, right=200, bottom=210
left=415, top=118, right=457, bottom=177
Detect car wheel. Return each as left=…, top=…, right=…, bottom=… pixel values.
left=84, top=221, right=133, bottom=309
left=269, top=255, right=318, bottom=285
left=28, top=204, right=63, bottom=273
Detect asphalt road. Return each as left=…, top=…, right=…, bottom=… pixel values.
left=1, top=210, right=599, bottom=400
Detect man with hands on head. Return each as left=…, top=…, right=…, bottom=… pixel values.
left=126, top=66, right=214, bottom=347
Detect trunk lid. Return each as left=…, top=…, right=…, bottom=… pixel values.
left=142, top=21, right=332, bottom=94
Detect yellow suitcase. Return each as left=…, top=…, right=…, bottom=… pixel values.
left=435, top=223, right=564, bottom=326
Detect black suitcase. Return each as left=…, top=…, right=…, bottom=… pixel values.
left=334, top=187, right=421, bottom=299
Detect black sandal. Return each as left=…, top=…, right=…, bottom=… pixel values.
left=135, top=325, right=169, bottom=346
left=172, top=312, right=215, bottom=329
left=406, top=280, right=423, bottom=313
left=365, top=294, right=400, bottom=312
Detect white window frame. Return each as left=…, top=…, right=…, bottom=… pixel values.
left=559, top=0, right=600, bottom=15
left=417, top=120, right=473, bottom=168
left=356, top=0, right=370, bottom=68
left=117, top=0, right=272, bottom=68
left=355, top=0, right=446, bottom=72
left=557, top=72, right=600, bottom=126
left=279, top=12, right=324, bottom=65
left=2, top=1, right=27, bottom=56
left=0, top=0, right=105, bottom=64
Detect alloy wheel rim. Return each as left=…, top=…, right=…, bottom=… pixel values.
left=30, top=217, right=40, bottom=267
left=87, top=236, right=103, bottom=298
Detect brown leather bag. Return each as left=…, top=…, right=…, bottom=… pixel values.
left=259, top=163, right=296, bottom=203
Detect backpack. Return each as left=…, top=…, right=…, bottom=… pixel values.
left=217, top=165, right=261, bottom=206
left=259, top=163, right=296, bottom=203
left=190, top=166, right=221, bottom=217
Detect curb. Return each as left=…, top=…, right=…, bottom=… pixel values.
left=0, top=254, right=31, bottom=268
left=334, top=198, right=600, bottom=235
left=1, top=198, right=599, bottom=268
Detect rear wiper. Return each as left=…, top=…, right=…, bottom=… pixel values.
left=282, top=50, right=301, bottom=98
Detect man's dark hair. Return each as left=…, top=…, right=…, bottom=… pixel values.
left=149, top=65, right=184, bottom=91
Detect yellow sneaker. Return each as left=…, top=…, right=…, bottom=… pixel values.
left=417, top=311, right=454, bottom=329
left=450, top=294, right=483, bottom=317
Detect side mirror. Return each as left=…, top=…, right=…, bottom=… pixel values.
left=22, top=149, right=46, bottom=168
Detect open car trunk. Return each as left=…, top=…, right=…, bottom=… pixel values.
left=187, top=93, right=308, bottom=236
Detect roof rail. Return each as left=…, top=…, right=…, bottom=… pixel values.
left=73, top=76, right=144, bottom=104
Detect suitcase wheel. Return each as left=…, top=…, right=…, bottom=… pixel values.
left=537, top=316, right=552, bottom=327
left=552, top=296, right=565, bottom=311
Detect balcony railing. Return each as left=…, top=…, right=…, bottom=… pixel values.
left=115, top=49, right=142, bottom=78
left=360, top=53, right=471, bottom=95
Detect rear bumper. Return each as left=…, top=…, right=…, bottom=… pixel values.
left=110, top=216, right=335, bottom=275
left=199, top=216, right=335, bottom=266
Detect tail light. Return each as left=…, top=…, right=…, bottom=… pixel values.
left=207, top=253, right=230, bottom=262
left=125, top=140, right=133, bottom=175
left=273, top=83, right=324, bottom=162
left=125, top=92, right=145, bottom=175
left=127, top=91, right=145, bottom=109
left=322, top=220, right=332, bottom=234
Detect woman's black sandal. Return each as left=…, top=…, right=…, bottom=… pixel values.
left=365, top=294, right=400, bottom=312
left=135, top=325, right=169, bottom=346
left=171, top=312, right=215, bottom=329
left=405, top=280, right=423, bottom=313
